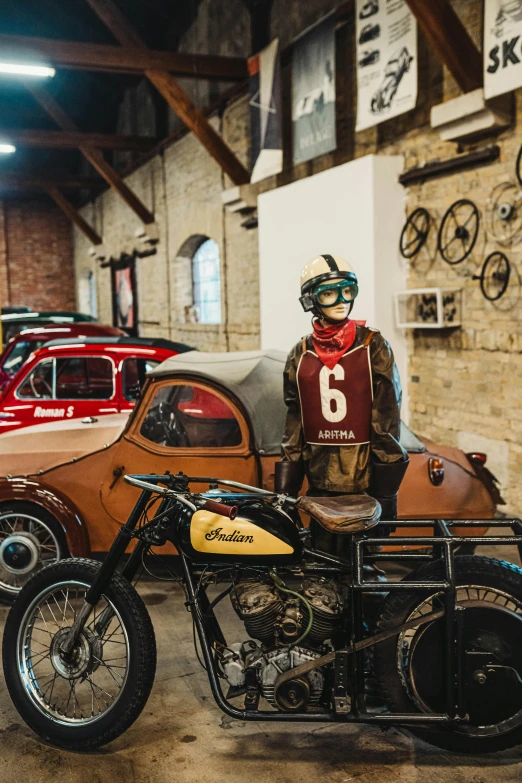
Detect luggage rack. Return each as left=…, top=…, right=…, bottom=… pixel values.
left=355, top=518, right=522, bottom=587
left=345, top=518, right=522, bottom=723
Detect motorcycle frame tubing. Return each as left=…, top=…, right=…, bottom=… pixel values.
left=83, top=474, right=522, bottom=728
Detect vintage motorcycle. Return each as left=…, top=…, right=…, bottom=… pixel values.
left=3, top=472, right=522, bottom=753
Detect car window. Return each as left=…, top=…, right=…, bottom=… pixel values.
left=122, top=357, right=160, bottom=402
left=2, top=341, right=38, bottom=376
left=140, top=383, right=242, bottom=448
left=17, top=358, right=55, bottom=399
left=55, top=357, right=114, bottom=400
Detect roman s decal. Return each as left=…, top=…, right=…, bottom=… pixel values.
left=205, top=528, right=254, bottom=544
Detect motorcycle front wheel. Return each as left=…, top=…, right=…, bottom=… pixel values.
left=2, top=558, right=157, bottom=751
left=373, top=555, right=522, bottom=753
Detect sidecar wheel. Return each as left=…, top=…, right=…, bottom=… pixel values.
left=2, top=558, right=156, bottom=750
left=373, top=556, right=522, bottom=753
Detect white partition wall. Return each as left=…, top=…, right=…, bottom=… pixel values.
left=257, top=154, right=408, bottom=417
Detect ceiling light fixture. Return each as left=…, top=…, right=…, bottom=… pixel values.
left=0, top=144, right=16, bottom=154
left=0, top=63, right=55, bottom=78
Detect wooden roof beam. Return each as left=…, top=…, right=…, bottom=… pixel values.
left=0, top=33, right=248, bottom=81
left=404, top=0, right=483, bottom=93
left=0, top=175, right=104, bottom=190
left=46, top=186, right=103, bottom=245
left=84, top=0, right=251, bottom=186
left=0, top=128, right=157, bottom=152
left=24, top=82, right=156, bottom=225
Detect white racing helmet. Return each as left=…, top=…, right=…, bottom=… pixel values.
left=299, top=254, right=358, bottom=314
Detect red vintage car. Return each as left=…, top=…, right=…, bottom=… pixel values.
left=0, top=322, right=126, bottom=393
left=0, top=336, right=193, bottom=434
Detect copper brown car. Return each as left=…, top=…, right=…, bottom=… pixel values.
left=0, top=350, right=500, bottom=601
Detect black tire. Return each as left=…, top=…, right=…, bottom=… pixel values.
left=2, top=558, right=156, bottom=750
left=373, top=556, right=522, bottom=753
left=0, top=502, right=69, bottom=604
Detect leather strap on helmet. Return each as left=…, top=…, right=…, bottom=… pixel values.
left=321, top=254, right=339, bottom=272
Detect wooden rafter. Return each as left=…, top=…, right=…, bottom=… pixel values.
left=46, top=186, right=103, bottom=245
left=0, top=175, right=104, bottom=190
left=0, top=33, right=248, bottom=81
left=24, top=81, right=156, bottom=225
left=404, top=0, right=482, bottom=93
left=84, top=0, right=251, bottom=186
left=0, top=128, right=157, bottom=152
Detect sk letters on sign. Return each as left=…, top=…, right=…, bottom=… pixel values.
left=484, top=0, right=522, bottom=98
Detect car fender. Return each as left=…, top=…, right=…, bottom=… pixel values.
left=0, top=477, right=91, bottom=557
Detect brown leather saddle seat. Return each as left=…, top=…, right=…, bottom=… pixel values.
left=296, top=494, right=381, bottom=535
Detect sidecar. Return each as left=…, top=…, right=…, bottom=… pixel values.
left=0, top=350, right=500, bottom=600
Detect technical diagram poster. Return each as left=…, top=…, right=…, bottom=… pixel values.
left=355, top=0, right=417, bottom=131
left=292, top=14, right=336, bottom=165
left=484, top=0, right=522, bottom=98
left=248, top=39, right=283, bottom=183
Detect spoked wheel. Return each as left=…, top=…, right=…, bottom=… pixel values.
left=2, top=559, right=156, bottom=750
left=373, top=556, right=522, bottom=753
left=0, top=504, right=67, bottom=603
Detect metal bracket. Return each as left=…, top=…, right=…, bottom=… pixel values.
left=333, top=651, right=350, bottom=714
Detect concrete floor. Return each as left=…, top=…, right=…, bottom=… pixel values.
left=1, top=546, right=522, bottom=783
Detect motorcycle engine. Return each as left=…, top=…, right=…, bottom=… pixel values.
left=230, top=576, right=343, bottom=648
left=225, top=576, right=344, bottom=711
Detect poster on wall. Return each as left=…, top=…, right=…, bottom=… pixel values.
left=248, top=38, right=283, bottom=184
left=355, top=0, right=417, bottom=132
left=484, top=0, right=522, bottom=98
left=292, top=14, right=336, bottom=165
left=112, top=261, right=137, bottom=336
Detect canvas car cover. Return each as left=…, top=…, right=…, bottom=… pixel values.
left=148, top=350, right=288, bottom=456
left=148, top=350, right=425, bottom=458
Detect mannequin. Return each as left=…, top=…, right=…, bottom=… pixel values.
left=275, top=254, right=409, bottom=535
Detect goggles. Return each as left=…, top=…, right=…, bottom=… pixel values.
left=313, top=280, right=359, bottom=308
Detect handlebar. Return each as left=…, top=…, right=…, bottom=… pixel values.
left=202, top=499, right=238, bottom=520
left=123, top=476, right=168, bottom=494
left=123, top=474, right=239, bottom=518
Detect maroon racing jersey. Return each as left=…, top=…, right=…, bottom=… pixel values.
left=296, top=346, right=373, bottom=446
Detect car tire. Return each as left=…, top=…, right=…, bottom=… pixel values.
left=0, top=503, right=68, bottom=604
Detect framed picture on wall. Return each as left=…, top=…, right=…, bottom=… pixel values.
left=111, top=256, right=138, bottom=336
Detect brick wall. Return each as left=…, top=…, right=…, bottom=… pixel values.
left=0, top=200, right=75, bottom=312
left=73, top=0, right=522, bottom=511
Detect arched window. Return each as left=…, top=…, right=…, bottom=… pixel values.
left=192, top=238, right=222, bottom=324
left=78, top=270, right=97, bottom=318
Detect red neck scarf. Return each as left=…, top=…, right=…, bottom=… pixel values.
left=311, top=318, right=365, bottom=369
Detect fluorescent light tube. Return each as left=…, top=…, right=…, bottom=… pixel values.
left=0, top=63, right=55, bottom=78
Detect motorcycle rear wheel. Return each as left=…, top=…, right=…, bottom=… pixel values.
left=2, top=558, right=156, bottom=750
left=373, top=555, right=522, bottom=753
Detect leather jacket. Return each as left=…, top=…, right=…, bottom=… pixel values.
left=281, top=324, right=408, bottom=493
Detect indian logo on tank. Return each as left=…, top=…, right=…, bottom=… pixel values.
left=205, top=528, right=254, bottom=543
left=191, top=510, right=293, bottom=555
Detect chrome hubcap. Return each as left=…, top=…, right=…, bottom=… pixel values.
left=0, top=513, right=60, bottom=593
left=0, top=532, right=40, bottom=575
